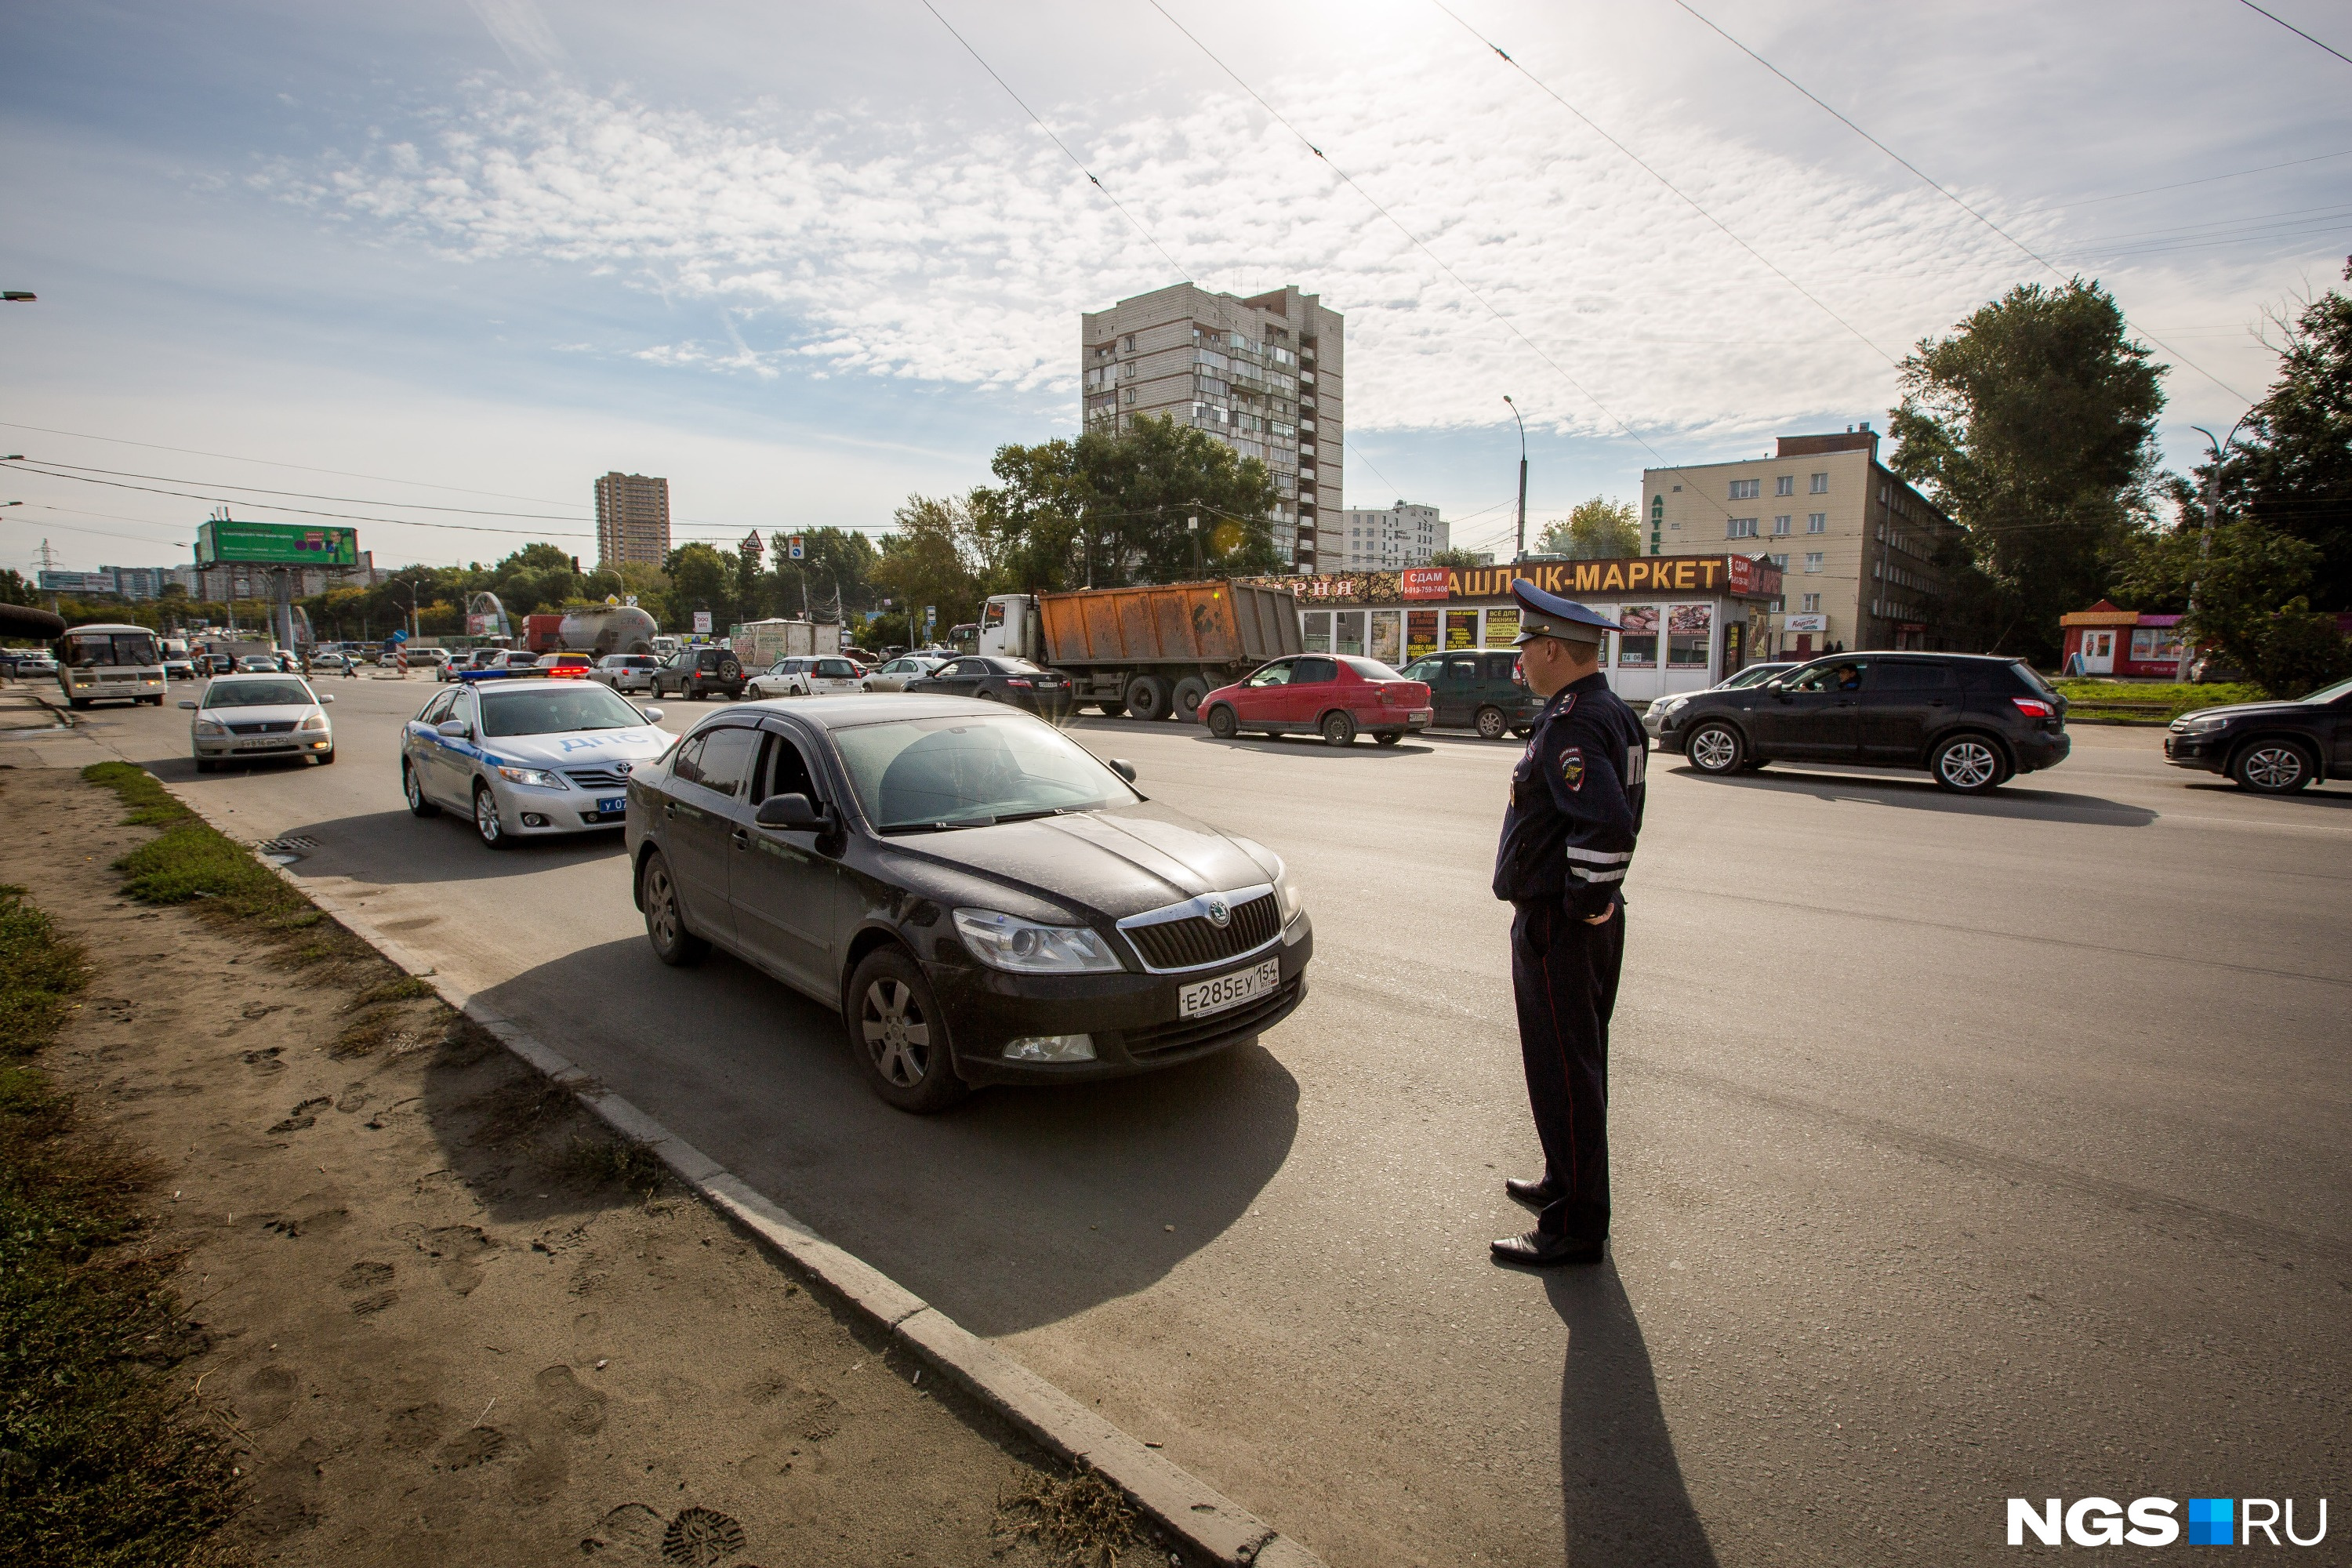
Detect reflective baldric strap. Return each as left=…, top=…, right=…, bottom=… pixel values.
left=1564, top=845, right=1631, bottom=883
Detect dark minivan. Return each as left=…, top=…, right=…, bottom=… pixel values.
left=1653, top=652, right=2069, bottom=793
left=1398, top=648, right=1544, bottom=739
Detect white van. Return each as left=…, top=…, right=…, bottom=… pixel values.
left=56, top=622, right=166, bottom=709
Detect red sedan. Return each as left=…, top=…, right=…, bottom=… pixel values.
left=1200, top=654, right=1434, bottom=746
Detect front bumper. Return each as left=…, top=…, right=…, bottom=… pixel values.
left=64, top=674, right=166, bottom=703
left=2161, top=731, right=2227, bottom=773
left=194, top=732, right=332, bottom=759
left=485, top=775, right=634, bottom=833
left=928, top=917, right=1314, bottom=1085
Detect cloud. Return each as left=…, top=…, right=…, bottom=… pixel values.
left=260, top=63, right=2116, bottom=445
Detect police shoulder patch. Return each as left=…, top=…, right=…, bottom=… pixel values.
left=1559, top=745, right=1584, bottom=790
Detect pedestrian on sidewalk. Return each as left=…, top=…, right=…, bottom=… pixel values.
left=1488, top=579, right=1647, bottom=1268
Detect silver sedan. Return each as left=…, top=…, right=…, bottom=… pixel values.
left=182, top=673, right=336, bottom=771
left=400, top=678, right=670, bottom=848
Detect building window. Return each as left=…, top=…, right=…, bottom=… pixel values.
left=1767, top=554, right=1788, bottom=570
left=1800, top=593, right=1820, bottom=612
left=1729, top=478, right=1760, bottom=500
left=1773, top=515, right=1791, bottom=535
left=1806, top=513, right=1827, bottom=533
left=1809, top=472, right=1828, bottom=494
left=1803, top=553, right=1824, bottom=573
left=1122, top=335, right=1135, bottom=352
left=1123, top=389, right=1135, bottom=405
left=1726, top=517, right=1758, bottom=539
left=1776, top=475, right=1795, bottom=496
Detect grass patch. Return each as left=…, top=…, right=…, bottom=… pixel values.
left=993, top=1470, right=1148, bottom=1567
left=2052, top=679, right=2266, bottom=723
left=0, top=885, right=244, bottom=1566
left=81, top=763, right=321, bottom=931
left=354, top=975, right=438, bottom=1008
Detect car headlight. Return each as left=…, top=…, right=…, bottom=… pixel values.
left=299, top=712, right=330, bottom=731
left=1274, top=860, right=1306, bottom=927
left=495, top=763, right=563, bottom=788
left=2178, top=714, right=2227, bottom=734
left=953, top=909, right=1123, bottom=974
left=193, top=718, right=227, bottom=736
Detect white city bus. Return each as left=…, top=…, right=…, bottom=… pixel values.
left=56, top=622, right=166, bottom=709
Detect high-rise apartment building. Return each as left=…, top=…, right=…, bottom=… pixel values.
left=595, top=472, right=672, bottom=568
left=1639, top=424, right=1962, bottom=657
left=1081, top=283, right=1341, bottom=571
left=1334, top=501, right=1446, bottom=570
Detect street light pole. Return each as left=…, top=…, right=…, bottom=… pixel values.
left=1504, top=396, right=1528, bottom=561
left=2180, top=416, right=2249, bottom=681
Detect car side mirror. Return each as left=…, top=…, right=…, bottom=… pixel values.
left=1109, top=758, right=1138, bottom=783
left=755, top=793, right=826, bottom=831
left=321, top=694, right=336, bottom=703
left=436, top=718, right=470, bottom=738
left=639, top=706, right=663, bottom=724
left=178, top=699, right=198, bottom=710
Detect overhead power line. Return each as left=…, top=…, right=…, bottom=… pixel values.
left=22, top=459, right=594, bottom=521
left=2050, top=146, right=2352, bottom=209
left=1663, top=0, right=2254, bottom=404
left=2234, top=0, right=2352, bottom=67
left=1422, top=0, right=1901, bottom=366
left=917, top=0, right=1192, bottom=281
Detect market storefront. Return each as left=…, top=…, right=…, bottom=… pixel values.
left=1243, top=555, right=1784, bottom=703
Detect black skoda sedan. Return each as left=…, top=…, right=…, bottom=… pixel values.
left=1653, top=652, right=2071, bottom=793
left=2162, top=674, right=2352, bottom=793
left=623, top=695, right=1311, bottom=1112
left=904, top=655, right=1076, bottom=719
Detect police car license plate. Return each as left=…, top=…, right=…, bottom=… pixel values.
left=1179, top=958, right=1280, bottom=1020
left=597, top=797, right=626, bottom=815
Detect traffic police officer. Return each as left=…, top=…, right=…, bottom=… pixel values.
left=1490, top=579, right=1647, bottom=1267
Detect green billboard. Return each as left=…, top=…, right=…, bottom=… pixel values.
left=196, top=519, right=360, bottom=567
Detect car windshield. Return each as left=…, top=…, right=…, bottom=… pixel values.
left=478, top=684, right=649, bottom=736
left=204, top=678, right=313, bottom=708
left=832, top=713, right=1140, bottom=831
left=1722, top=665, right=1786, bottom=688
left=63, top=631, right=160, bottom=666
left=2299, top=675, right=2352, bottom=703
left=1342, top=656, right=1403, bottom=680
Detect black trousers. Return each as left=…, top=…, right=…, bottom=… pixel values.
left=1509, top=896, right=1624, bottom=1240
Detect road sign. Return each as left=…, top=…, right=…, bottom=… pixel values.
left=692, top=610, right=713, bottom=634
left=196, top=519, right=359, bottom=567
left=788, top=535, right=805, bottom=560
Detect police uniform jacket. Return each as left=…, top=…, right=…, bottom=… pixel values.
left=1491, top=671, right=1648, bottom=918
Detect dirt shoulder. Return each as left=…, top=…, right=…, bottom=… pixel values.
left=3, top=763, right=1147, bottom=1566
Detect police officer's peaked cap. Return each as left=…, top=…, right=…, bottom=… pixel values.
left=1508, top=579, right=1621, bottom=645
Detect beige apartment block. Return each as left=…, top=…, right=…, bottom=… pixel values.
left=595, top=471, right=672, bottom=568
left=1639, top=425, right=1962, bottom=657
left=1081, top=282, right=1342, bottom=570
left=1334, top=500, right=1446, bottom=569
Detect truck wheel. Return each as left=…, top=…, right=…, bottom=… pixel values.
left=1124, top=674, right=1171, bottom=722
left=1321, top=710, right=1356, bottom=747
left=1171, top=675, right=1210, bottom=721
left=1205, top=703, right=1239, bottom=739
left=1097, top=702, right=1127, bottom=719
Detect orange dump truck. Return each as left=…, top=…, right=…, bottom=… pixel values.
left=976, top=581, right=1303, bottom=721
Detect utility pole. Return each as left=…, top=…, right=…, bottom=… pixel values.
left=1504, top=396, right=1528, bottom=561
left=1187, top=510, right=1203, bottom=578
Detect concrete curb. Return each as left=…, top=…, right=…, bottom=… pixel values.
left=91, top=750, right=1330, bottom=1568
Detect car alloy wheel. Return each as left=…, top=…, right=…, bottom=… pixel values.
left=2234, top=741, right=2312, bottom=793
left=1475, top=705, right=1508, bottom=740
left=1322, top=710, right=1356, bottom=747
left=404, top=760, right=440, bottom=818
left=474, top=783, right=510, bottom=848
left=1206, top=703, right=1239, bottom=739
left=1932, top=735, right=2003, bottom=794
left=847, top=949, right=969, bottom=1112
left=640, top=851, right=708, bottom=965
left=1686, top=722, right=1743, bottom=774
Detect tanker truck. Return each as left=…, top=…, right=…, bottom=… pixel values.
left=977, top=579, right=1302, bottom=721
left=520, top=601, right=662, bottom=657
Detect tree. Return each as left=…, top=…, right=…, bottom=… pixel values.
left=0, top=568, right=34, bottom=607
left=1539, top=496, right=1641, bottom=558
left=1428, top=547, right=1488, bottom=568
left=1887, top=278, right=2167, bottom=661
left=870, top=496, right=985, bottom=637
left=2219, top=263, right=2352, bottom=609
left=2120, top=514, right=2350, bottom=696
left=664, top=543, right=734, bottom=632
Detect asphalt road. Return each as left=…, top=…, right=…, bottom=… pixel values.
left=32, top=675, right=2351, bottom=1566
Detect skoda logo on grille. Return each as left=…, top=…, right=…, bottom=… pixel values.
left=1206, top=898, right=1231, bottom=928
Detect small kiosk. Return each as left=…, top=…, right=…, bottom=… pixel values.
left=1243, top=554, right=1785, bottom=703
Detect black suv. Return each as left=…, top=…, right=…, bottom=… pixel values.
left=1398, top=648, right=1545, bottom=739
left=651, top=645, right=746, bottom=701
left=2161, top=675, right=2352, bottom=793
left=1654, top=652, right=2070, bottom=793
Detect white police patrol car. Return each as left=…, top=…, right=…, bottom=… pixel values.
left=401, top=678, right=670, bottom=848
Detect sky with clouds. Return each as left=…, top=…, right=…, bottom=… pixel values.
left=3, top=0, right=2347, bottom=573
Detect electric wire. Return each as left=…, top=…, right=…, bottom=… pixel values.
left=20, top=460, right=598, bottom=521
left=1662, top=0, right=2255, bottom=404
left=1141, top=0, right=1748, bottom=532
left=2047, top=146, right=2352, bottom=208
left=1421, top=0, right=1902, bottom=366
left=918, top=0, right=1192, bottom=281
left=2234, top=0, right=2352, bottom=67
